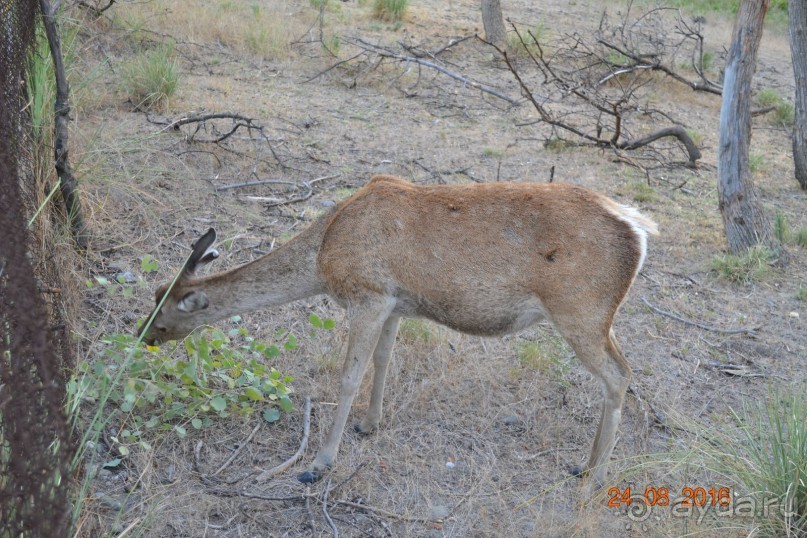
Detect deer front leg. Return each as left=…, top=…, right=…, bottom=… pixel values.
left=356, top=316, right=400, bottom=434
left=298, top=298, right=395, bottom=483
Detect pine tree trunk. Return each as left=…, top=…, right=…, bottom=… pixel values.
left=481, top=0, right=506, bottom=47
left=790, top=0, right=807, bottom=190
left=717, top=0, right=776, bottom=254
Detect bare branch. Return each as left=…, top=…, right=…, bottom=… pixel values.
left=254, top=396, right=312, bottom=482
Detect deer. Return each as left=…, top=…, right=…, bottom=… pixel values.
left=140, top=174, right=658, bottom=486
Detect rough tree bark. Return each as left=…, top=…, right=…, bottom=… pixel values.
left=789, top=0, right=807, bottom=190
left=481, top=0, right=506, bottom=47
left=40, top=0, right=89, bottom=248
left=717, top=0, right=777, bottom=254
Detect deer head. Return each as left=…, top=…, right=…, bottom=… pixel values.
left=139, top=228, right=219, bottom=344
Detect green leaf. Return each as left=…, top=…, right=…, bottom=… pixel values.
left=118, top=445, right=130, bottom=456
left=308, top=313, right=323, bottom=328
left=102, top=458, right=123, bottom=469
left=284, top=334, right=298, bottom=351
left=192, top=418, right=203, bottom=429
left=140, top=254, right=159, bottom=273
left=264, top=345, right=280, bottom=359
left=323, top=318, right=336, bottom=330
left=279, top=396, right=293, bottom=412
left=263, top=408, right=281, bottom=423
left=210, top=396, right=227, bottom=411
left=174, top=425, right=187, bottom=438
left=245, top=387, right=264, bottom=401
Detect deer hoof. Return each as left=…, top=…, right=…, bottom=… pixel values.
left=569, top=465, right=585, bottom=478
left=297, top=469, right=323, bottom=483
left=353, top=422, right=374, bottom=435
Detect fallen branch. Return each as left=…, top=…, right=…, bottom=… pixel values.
left=616, top=126, right=701, bottom=165
left=641, top=297, right=757, bottom=335
left=211, top=422, right=262, bottom=477
left=334, top=499, right=431, bottom=523
left=254, top=396, right=312, bottom=482
left=322, top=478, right=339, bottom=538
left=346, top=36, right=520, bottom=106
left=216, top=179, right=297, bottom=192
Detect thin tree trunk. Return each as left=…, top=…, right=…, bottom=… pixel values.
left=481, top=0, right=506, bottom=47
left=790, top=0, right=807, bottom=190
left=717, top=0, right=777, bottom=254
left=39, top=0, right=89, bottom=248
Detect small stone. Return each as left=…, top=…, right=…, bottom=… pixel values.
left=501, top=415, right=521, bottom=425
left=446, top=461, right=455, bottom=469
left=115, top=271, right=137, bottom=284
left=789, top=311, right=799, bottom=319
left=431, top=505, right=450, bottom=520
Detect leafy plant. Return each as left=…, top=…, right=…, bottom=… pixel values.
left=506, top=22, right=545, bottom=58
left=120, top=43, right=179, bottom=110
left=72, top=326, right=295, bottom=451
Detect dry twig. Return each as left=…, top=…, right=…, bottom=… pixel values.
left=641, top=297, right=757, bottom=335
left=254, top=396, right=312, bottom=482
left=322, top=478, right=339, bottom=537
left=211, top=422, right=262, bottom=477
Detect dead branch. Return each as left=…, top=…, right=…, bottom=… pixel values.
left=596, top=39, right=721, bottom=95
left=322, top=478, right=339, bottom=537
left=344, top=37, right=520, bottom=106
left=76, top=0, right=115, bottom=18
left=305, top=489, right=318, bottom=535
left=616, top=126, right=701, bottom=165
left=210, top=422, right=262, bottom=477
left=641, top=297, right=758, bottom=336
left=216, top=179, right=297, bottom=192
left=254, top=396, right=312, bottom=482
left=483, top=18, right=704, bottom=167
left=334, top=499, right=431, bottom=523
left=40, top=0, right=89, bottom=248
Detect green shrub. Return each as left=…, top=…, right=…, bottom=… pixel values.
left=120, top=43, right=179, bottom=110
left=71, top=326, right=296, bottom=450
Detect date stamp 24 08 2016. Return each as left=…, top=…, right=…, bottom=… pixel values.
left=607, top=486, right=798, bottom=523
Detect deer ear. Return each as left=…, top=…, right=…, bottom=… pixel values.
left=185, top=228, right=217, bottom=276
left=177, top=290, right=209, bottom=313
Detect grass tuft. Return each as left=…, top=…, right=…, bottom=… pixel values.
left=120, top=43, right=179, bottom=111
left=373, top=0, right=408, bottom=21
left=711, top=245, right=775, bottom=283
left=694, top=387, right=807, bottom=536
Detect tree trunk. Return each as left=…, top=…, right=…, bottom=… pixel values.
left=481, top=0, right=506, bottom=47
left=717, top=0, right=777, bottom=254
left=790, top=0, right=807, bottom=190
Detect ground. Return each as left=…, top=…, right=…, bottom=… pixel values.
left=66, top=0, right=805, bottom=536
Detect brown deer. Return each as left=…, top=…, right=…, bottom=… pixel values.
left=140, top=175, right=658, bottom=485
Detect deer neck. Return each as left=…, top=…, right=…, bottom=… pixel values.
left=189, top=216, right=329, bottom=321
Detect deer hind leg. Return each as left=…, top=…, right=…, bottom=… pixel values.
left=558, top=323, right=631, bottom=487
left=299, top=297, right=394, bottom=483
left=356, top=315, right=401, bottom=435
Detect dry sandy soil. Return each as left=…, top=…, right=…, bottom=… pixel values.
left=68, top=0, right=805, bottom=536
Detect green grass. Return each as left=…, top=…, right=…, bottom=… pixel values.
left=772, top=212, right=807, bottom=248
left=629, top=180, right=658, bottom=203
left=506, top=22, right=545, bottom=58
left=120, top=43, right=179, bottom=110
left=749, top=152, right=766, bottom=174
left=515, top=336, right=571, bottom=386
left=710, top=245, right=775, bottom=283
left=372, top=0, right=407, bottom=21
left=757, top=88, right=795, bottom=127
left=694, top=387, right=807, bottom=536
left=662, top=0, right=788, bottom=22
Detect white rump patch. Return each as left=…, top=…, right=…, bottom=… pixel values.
left=603, top=203, right=659, bottom=277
